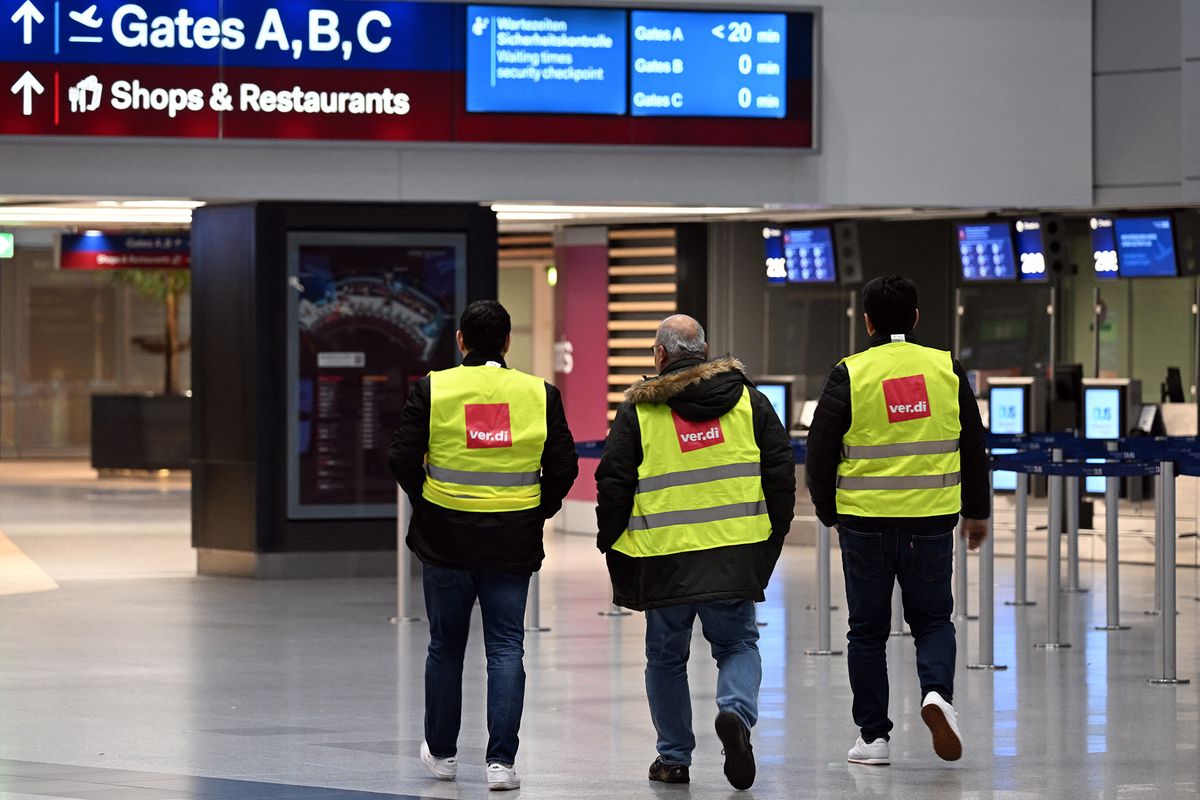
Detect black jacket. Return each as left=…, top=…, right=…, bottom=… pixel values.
left=387, top=351, right=579, bottom=573
left=596, top=357, right=796, bottom=610
left=805, top=333, right=989, bottom=532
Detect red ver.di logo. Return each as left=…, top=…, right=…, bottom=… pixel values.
left=882, top=375, right=932, bottom=423
left=465, top=403, right=513, bottom=448
left=672, top=412, right=725, bottom=452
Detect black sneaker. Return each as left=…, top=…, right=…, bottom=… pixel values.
left=715, top=710, right=755, bottom=790
left=648, top=757, right=690, bottom=784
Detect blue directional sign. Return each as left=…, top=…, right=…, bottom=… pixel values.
left=629, top=9, right=787, bottom=118
left=465, top=4, right=626, bottom=114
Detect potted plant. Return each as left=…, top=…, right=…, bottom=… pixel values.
left=91, top=269, right=193, bottom=473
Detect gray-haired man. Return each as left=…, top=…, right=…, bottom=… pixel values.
left=595, top=315, right=795, bottom=790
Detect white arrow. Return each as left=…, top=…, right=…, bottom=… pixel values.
left=11, top=71, right=44, bottom=116
left=711, top=23, right=725, bottom=39
left=10, top=0, right=45, bottom=45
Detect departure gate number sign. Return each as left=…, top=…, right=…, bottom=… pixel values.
left=0, top=0, right=816, bottom=146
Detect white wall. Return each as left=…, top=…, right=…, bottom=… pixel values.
left=0, top=1, right=1093, bottom=209
left=1093, top=0, right=1185, bottom=206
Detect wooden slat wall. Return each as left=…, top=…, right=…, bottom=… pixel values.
left=498, top=232, right=554, bottom=268
left=607, top=227, right=678, bottom=421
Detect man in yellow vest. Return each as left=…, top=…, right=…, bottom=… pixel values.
left=805, top=275, right=989, bottom=767
left=596, top=315, right=796, bottom=790
left=388, top=300, right=578, bottom=791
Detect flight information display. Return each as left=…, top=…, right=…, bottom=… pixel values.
left=1090, top=217, right=1119, bottom=279
left=1014, top=219, right=1047, bottom=281
left=629, top=10, right=787, bottom=118
left=989, top=386, right=1025, bottom=491
left=764, top=226, right=836, bottom=284
left=1113, top=216, right=1178, bottom=278
left=956, top=223, right=1016, bottom=281
left=466, top=5, right=628, bottom=114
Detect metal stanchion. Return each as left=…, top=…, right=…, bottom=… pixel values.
left=390, top=491, right=422, bottom=624
left=525, top=572, right=550, bottom=632
left=599, top=601, right=632, bottom=617
left=953, top=519, right=976, bottom=621
left=889, top=582, right=910, bottom=637
left=969, top=475, right=1007, bottom=670
left=1064, top=475, right=1087, bottom=593
left=1150, top=461, right=1189, bottom=684
left=1006, top=471, right=1036, bottom=606
left=805, top=521, right=842, bottom=656
left=1096, top=446, right=1129, bottom=631
left=1035, top=450, right=1070, bottom=649
left=1146, top=480, right=1164, bottom=616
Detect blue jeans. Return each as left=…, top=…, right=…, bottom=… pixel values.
left=839, top=526, right=956, bottom=742
left=644, top=599, right=762, bottom=766
left=422, top=564, right=531, bottom=767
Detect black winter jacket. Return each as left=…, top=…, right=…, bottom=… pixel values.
left=596, top=356, right=796, bottom=610
left=804, top=333, right=989, bottom=532
left=387, top=351, right=579, bottom=573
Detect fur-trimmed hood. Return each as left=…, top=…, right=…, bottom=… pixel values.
left=625, top=357, right=750, bottom=421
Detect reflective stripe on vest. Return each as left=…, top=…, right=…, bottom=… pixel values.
left=836, top=341, right=962, bottom=518
left=423, top=364, right=547, bottom=513
left=611, top=386, right=770, bottom=558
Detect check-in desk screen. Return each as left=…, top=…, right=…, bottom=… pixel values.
left=989, top=386, right=1025, bottom=490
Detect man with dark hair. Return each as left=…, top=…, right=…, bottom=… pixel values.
left=596, top=314, right=795, bottom=791
left=388, top=299, right=578, bottom=791
left=805, top=275, right=989, bottom=767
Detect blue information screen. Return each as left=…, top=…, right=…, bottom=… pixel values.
left=1014, top=220, right=1047, bottom=281
left=989, top=386, right=1025, bottom=491
left=758, top=384, right=788, bottom=428
left=1090, top=218, right=1119, bottom=279
left=465, top=5, right=627, bottom=114
left=1084, top=387, right=1121, bottom=493
left=1113, top=217, right=1177, bottom=278
left=629, top=10, right=787, bottom=118
left=956, top=223, right=1016, bottom=281
left=764, top=226, right=836, bottom=283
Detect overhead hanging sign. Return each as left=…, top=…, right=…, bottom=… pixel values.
left=0, top=1, right=816, bottom=147
left=59, top=231, right=189, bottom=269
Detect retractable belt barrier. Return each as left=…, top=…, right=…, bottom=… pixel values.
left=985, top=433, right=1193, bottom=684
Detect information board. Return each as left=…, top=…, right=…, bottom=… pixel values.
left=1113, top=217, right=1177, bottom=278
left=286, top=231, right=465, bottom=519
left=629, top=10, right=786, bottom=118
left=1084, top=387, right=1121, bottom=493
left=764, top=225, right=836, bottom=284
left=59, top=231, right=189, bottom=269
left=1, top=0, right=816, bottom=147
left=1013, top=219, right=1046, bottom=281
left=989, top=385, right=1024, bottom=490
left=465, top=5, right=626, bottom=114
left=1090, top=217, right=1119, bottom=279
left=956, top=223, right=1016, bottom=281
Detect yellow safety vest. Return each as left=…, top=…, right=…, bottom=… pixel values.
left=423, top=363, right=547, bottom=513
left=836, top=340, right=962, bottom=518
left=611, top=387, right=771, bottom=558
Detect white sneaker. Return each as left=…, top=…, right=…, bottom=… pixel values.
left=920, top=691, right=963, bottom=761
left=847, top=735, right=890, bottom=765
left=487, top=762, right=521, bottom=791
left=419, top=741, right=457, bottom=781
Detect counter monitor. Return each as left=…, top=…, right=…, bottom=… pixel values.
left=1113, top=216, right=1178, bottom=278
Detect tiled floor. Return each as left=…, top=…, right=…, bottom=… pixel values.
left=0, top=467, right=1198, bottom=798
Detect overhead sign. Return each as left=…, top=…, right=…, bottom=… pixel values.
left=0, top=231, right=14, bottom=258
left=1, top=1, right=815, bottom=147
left=59, top=231, right=189, bottom=269
left=629, top=10, right=787, bottom=118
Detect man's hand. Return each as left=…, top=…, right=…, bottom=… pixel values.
left=961, top=517, right=989, bottom=551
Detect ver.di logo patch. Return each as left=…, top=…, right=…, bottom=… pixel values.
left=465, top=403, right=512, bottom=448
left=672, top=411, right=725, bottom=452
left=882, top=374, right=932, bottom=423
